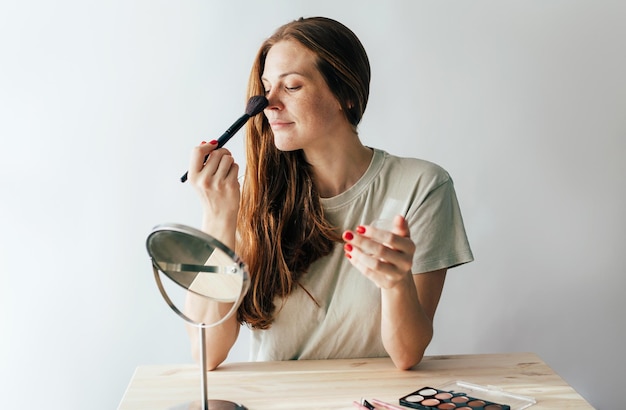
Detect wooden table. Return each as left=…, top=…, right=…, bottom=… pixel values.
left=118, top=352, right=592, bottom=409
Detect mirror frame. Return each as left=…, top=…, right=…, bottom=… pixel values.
left=146, top=223, right=250, bottom=328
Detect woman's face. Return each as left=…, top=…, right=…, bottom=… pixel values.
left=261, top=39, right=348, bottom=152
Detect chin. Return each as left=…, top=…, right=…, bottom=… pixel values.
left=273, top=137, right=301, bottom=152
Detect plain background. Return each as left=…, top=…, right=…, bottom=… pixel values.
left=1, top=1, right=624, bottom=409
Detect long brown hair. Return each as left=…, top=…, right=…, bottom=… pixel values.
left=236, top=17, right=371, bottom=329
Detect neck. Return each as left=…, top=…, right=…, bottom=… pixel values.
left=304, top=138, right=373, bottom=198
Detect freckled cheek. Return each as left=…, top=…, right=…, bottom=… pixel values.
left=305, top=99, right=341, bottom=129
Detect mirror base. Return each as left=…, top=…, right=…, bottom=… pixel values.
left=169, top=400, right=247, bottom=410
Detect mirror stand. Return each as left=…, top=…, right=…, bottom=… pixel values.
left=147, top=224, right=249, bottom=410
left=198, top=326, right=246, bottom=410
left=152, top=265, right=246, bottom=410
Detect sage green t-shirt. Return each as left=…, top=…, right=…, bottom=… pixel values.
left=249, top=148, right=473, bottom=361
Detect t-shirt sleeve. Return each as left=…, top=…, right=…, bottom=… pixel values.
left=407, top=176, right=474, bottom=274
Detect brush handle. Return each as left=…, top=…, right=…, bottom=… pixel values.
left=180, top=113, right=250, bottom=183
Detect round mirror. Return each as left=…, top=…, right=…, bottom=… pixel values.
left=148, top=223, right=248, bottom=299
left=146, top=223, right=249, bottom=326
left=146, top=223, right=249, bottom=410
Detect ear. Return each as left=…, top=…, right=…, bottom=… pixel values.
left=339, top=100, right=353, bottom=112
left=336, top=98, right=346, bottom=111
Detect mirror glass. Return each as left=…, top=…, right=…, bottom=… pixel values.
left=146, top=224, right=248, bottom=304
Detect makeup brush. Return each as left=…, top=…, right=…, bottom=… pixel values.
left=180, top=95, right=269, bottom=182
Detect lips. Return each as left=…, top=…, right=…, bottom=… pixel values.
left=269, top=120, right=294, bottom=129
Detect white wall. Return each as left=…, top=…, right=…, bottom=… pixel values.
left=1, top=1, right=624, bottom=409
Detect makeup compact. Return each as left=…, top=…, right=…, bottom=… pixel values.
left=399, top=381, right=536, bottom=410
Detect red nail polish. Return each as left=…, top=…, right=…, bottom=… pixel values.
left=344, top=243, right=353, bottom=252
left=343, top=231, right=354, bottom=241
left=345, top=253, right=352, bottom=259
left=356, top=226, right=366, bottom=234
left=209, top=139, right=218, bottom=145
left=201, top=141, right=207, bottom=145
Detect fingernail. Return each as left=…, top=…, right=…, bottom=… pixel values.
left=356, top=226, right=366, bottom=234
left=209, top=139, right=218, bottom=145
left=344, top=243, right=353, bottom=252
left=201, top=141, right=207, bottom=145
left=345, top=253, right=352, bottom=259
left=343, top=231, right=354, bottom=241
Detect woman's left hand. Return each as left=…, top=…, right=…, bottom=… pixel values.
left=342, top=215, right=416, bottom=289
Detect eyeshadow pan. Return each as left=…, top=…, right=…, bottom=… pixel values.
left=419, top=388, right=438, bottom=396
left=437, top=403, right=455, bottom=410
left=403, top=394, right=424, bottom=402
left=435, top=392, right=453, bottom=400
left=451, top=396, right=469, bottom=403
left=422, top=398, right=440, bottom=406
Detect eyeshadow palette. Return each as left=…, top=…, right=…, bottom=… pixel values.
left=400, top=387, right=510, bottom=410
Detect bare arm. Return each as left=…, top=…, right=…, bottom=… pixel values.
left=343, top=215, right=447, bottom=369
left=184, top=141, right=242, bottom=370
left=380, top=268, right=446, bottom=369
left=184, top=292, right=240, bottom=370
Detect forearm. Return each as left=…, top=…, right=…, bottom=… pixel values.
left=380, top=273, right=433, bottom=370
left=201, top=211, right=237, bottom=250
left=185, top=143, right=242, bottom=369
left=184, top=292, right=240, bottom=370
left=191, top=210, right=240, bottom=369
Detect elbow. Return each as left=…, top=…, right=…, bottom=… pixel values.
left=191, top=344, right=226, bottom=371
left=392, top=351, right=425, bottom=371
left=390, top=331, right=433, bottom=370
left=204, top=358, right=225, bottom=372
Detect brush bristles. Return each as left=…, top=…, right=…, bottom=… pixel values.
left=245, top=95, right=269, bottom=116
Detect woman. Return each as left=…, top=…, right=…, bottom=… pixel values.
left=185, top=16, right=473, bottom=371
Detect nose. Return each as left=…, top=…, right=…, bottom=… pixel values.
left=264, top=88, right=283, bottom=111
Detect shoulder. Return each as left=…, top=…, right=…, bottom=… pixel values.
left=376, top=148, right=451, bottom=188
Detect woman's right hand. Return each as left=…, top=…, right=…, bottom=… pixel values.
left=187, top=140, right=241, bottom=246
